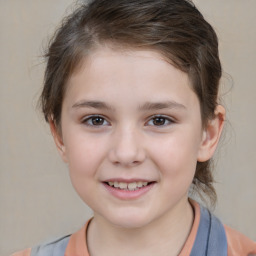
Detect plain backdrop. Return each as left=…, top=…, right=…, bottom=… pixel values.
left=1, top=0, right=256, bottom=255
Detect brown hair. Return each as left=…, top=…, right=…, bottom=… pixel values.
left=41, top=0, right=222, bottom=206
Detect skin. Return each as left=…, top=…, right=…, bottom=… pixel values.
left=50, top=47, right=225, bottom=256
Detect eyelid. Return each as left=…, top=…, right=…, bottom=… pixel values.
left=81, top=114, right=111, bottom=127
left=80, top=114, right=175, bottom=127
left=145, top=115, right=175, bottom=126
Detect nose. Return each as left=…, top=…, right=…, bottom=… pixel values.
left=108, top=126, right=146, bottom=167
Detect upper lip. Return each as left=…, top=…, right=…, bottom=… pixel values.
left=103, top=178, right=155, bottom=183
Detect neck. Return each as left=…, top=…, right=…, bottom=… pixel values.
left=87, top=198, right=194, bottom=256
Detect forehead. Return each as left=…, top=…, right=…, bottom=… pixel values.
left=68, top=46, right=188, bottom=85
left=64, top=46, right=198, bottom=110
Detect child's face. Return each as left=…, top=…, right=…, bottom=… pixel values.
left=58, top=47, right=208, bottom=228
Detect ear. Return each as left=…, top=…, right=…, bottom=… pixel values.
left=197, top=105, right=225, bottom=162
left=49, top=119, right=68, bottom=163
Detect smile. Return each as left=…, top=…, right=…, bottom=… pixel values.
left=106, top=181, right=150, bottom=191
left=103, top=180, right=156, bottom=200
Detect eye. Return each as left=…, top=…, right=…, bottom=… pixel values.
left=146, top=115, right=174, bottom=126
left=82, top=115, right=110, bottom=127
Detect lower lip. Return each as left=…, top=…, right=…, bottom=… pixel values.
left=103, top=182, right=155, bottom=200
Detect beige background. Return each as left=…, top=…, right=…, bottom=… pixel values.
left=1, top=0, right=255, bottom=255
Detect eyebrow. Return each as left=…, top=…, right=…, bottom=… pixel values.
left=72, top=100, right=114, bottom=110
left=72, top=100, right=186, bottom=111
left=138, top=101, right=186, bottom=111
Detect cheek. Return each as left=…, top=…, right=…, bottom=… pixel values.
left=64, top=135, right=107, bottom=206
left=63, top=133, right=107, bottom=185
left=149, top=131, right=200, bottom=184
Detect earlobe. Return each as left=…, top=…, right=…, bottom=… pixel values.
left=49, top=119, right=68, bottom=163
left=197, top=105, right=225, bottom=162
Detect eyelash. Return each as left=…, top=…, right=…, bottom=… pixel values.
left=81, top=115, right=110, bottom=127
left=146, top=115, right=174, bottom=127
left=81, top=115, right=174, bottom=127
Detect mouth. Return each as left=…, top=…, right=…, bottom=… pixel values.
left=103, top=180, right=156, bottom=191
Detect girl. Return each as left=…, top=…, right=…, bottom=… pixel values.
left=13, top=0, right=256, bottom=255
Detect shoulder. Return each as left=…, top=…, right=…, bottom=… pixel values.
left=32, top=235, right=71, bottom=256
left=224, top=225, right=256, bottom=256
left=11, top=248, right=31, bottom=256
left=11, top=235, right=71, bottom=256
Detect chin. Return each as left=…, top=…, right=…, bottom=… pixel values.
left=104, top=208, right=154, bottom=229
left=112, top=218, right=150, bottom=229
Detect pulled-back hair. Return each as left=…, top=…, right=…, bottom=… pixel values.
left=41, top=0, right=222, bottom=205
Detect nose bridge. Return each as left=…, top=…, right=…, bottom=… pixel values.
left=109, top=123, right=145, bottom=166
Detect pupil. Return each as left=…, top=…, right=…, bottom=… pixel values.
left=92, top=117, right=104, bottom=125
left=153, top=117, right=165, bottom=125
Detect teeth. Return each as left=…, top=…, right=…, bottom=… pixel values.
left=137, top=181, right=143, bottom=188
left=119, top=182, right=128, bottom=189
left=107, top=181, right=149, bottom=190
left=128, top=182, right=137, bottom=190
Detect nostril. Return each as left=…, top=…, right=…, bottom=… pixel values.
left=108, top=139, right=146, bottom=166
left=112, top=160, right=141, bottom=167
